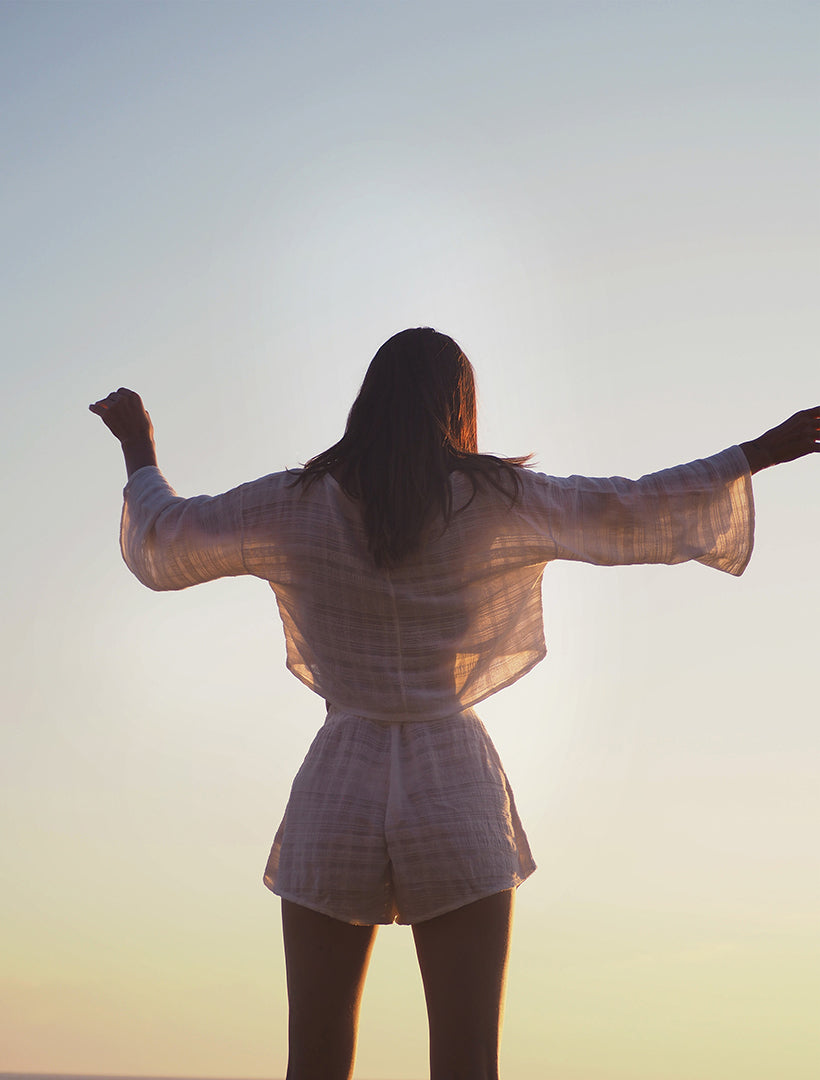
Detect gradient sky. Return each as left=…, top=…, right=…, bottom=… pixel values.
left=1, top=3, right=818, bottom=1078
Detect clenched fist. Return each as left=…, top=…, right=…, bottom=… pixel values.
left=90, top=387, right=158, bottom=477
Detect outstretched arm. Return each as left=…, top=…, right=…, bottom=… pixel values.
left=89, top=387, right=157, bottom=477
left=740, top=407, right=820, bottom=474
left=90, top=387, right=250, bottom=590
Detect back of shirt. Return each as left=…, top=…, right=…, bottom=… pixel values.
left=120, top=447, right=753, bottom=722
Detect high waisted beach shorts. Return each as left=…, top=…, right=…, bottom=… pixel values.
left=263, top=706, right=535, bottom=925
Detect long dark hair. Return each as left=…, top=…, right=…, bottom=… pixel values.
left=295, top=328, right=530, bottom=567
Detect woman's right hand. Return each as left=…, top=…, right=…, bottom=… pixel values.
left=740, top=407, right=820, bottom=474
left=90, top=388, right=158, bottom=477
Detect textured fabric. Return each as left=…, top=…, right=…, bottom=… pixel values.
left=121, top=446, right=754, bottom=722
left=120, top=447, right=754, bottom=923
left=265, top=706, right=535, bottom=924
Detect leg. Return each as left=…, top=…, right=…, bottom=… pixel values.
left=281, top=899, right=378, bottom=1080
left=412, top=889, right=514, bottom=1080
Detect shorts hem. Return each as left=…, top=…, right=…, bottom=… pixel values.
left=266, top=864, right=536, bottom=927
left=397, top=867, right=536, bottom=925
left=267, top=884, right=395, bottom=926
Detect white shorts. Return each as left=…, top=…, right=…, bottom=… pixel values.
left=263, top=706, right=535, bottom=925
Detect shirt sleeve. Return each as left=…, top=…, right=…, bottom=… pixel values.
left=513, top=445, right=755, bottom=576
left=120, top=466, right=248, bottom=590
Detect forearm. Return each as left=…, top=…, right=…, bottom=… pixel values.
left=739, top=438, right=771, bottom=475
left=740, top=408, right=820, bottom=474
left=122, top=436, right=158, bottom=478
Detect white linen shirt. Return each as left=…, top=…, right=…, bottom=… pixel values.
left=120, top=446, right=754, bottom=722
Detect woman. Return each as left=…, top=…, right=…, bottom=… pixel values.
left=91, top=328, right=818, bottom=1080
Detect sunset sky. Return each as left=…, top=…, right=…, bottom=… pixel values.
left=1, top=3, right=818, bottom=1078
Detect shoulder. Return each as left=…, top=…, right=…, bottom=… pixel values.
left=448, top=464, right=523, bottom=518
left=241, top=468, right=306, bottom=496
left=241, top=468, right=356, bottom=520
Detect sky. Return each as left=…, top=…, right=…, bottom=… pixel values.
left=1, top=2, right=818, bottom=1078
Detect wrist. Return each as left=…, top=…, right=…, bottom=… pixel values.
left=122, top=436, right=158, bottom=478
left=739, top=437, right=771, bottom=475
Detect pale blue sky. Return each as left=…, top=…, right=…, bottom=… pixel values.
left=2, top=3, right=818, bottom=1078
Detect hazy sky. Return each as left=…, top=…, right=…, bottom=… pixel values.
left=1, top=3, right=818, bottom=1078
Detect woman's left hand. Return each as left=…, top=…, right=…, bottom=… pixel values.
left=90, top=388, right=158, bottom=476
left=740, top=406, right=820, bottom=473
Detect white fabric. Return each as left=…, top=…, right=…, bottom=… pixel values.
left=121, top=447, right=754, bottom=722
left=265, top=706, right=535, bottom=925
left=120, top=448, right=754, bottom=923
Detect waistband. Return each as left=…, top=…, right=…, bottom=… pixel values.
left=323, top=702, right=480, bottom=729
